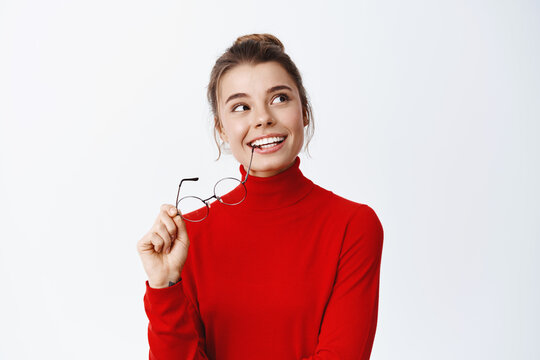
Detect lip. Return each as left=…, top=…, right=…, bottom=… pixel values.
left=253, top=137, right=287, bottom=154
left=247, top=133, right=288, bottom=147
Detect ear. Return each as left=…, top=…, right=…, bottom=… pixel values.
left=303, top=111, right=309, bottom=127
left=216, top=117, right=229, bottom=143
left=219, top=130, right=229, bottom=143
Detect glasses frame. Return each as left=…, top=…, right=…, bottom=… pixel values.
left=175, top=146, right=256, bottom=222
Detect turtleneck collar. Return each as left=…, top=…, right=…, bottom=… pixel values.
left=237, top=156, right=314, bottom=211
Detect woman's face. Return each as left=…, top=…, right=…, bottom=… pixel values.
left=217, top=61, right=307, bottom=177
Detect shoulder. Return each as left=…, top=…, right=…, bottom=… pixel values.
left=309, top=184, right=383, bottom=243
left=348, top=204, right=383, bottom=239
left=311, top=184, right=381, bottom=219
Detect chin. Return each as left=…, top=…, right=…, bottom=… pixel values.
left=252, top=155, right=296, bottom=175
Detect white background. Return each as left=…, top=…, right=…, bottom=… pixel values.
left=1, top=0, right=539, bottom=359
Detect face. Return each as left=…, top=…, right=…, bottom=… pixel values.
left=217, top=61, right=307, bottom=177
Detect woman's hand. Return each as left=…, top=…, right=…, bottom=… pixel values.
left=137, top=204, right=190, bottom=289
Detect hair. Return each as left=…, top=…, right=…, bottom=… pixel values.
left=207, top=33, right=314, bottom=159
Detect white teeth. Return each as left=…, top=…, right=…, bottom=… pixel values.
left=250, top=136, right=285, bottom=147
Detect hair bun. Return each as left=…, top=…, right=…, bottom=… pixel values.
left=234, top=33, right=284, bottom=51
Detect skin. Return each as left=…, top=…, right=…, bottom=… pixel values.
left=137, top=61, right=308, bottom=288
left=217, top=61, right=308, bottom=177
left=137, top=204, right=188, bottom=288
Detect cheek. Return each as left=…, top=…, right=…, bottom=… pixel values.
left=222, top=121, right=247, bottom=145
left=284, top=107, right=305, bottom=132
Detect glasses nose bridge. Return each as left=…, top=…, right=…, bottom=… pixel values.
left=202, top=193, right=218, bottom=203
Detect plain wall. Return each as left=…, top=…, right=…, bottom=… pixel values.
left=0, top=0, right=539, bottom=359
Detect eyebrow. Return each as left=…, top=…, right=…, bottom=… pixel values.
left=225, top=85, right=293, bottom=105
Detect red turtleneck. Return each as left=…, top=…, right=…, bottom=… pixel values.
left=143, top=157, right=384, bottom=360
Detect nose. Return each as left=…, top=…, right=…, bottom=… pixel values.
left=253, top=105, right=275, bottom=128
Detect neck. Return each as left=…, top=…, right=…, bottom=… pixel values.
left=247, top=159, right=297, bottom=178
left=238, top=156, right=314, bottom=211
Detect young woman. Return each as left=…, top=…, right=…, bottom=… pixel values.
left=137, top=33, right=384, bottom=360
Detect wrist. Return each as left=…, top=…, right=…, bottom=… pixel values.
left=148, top=275, right=182, bottom=289
left=167, top=278, right=182, bottom=287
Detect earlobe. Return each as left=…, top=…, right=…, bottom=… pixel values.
left=219, top=128, right=229, bottom=144
left=216, top=116, right=229, bottom=143
left=220, top=132, right=229, bottom=144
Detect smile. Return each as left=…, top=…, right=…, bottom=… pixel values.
left=249, top=136, right=286, bottom=148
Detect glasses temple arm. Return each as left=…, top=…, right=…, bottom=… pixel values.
left=176, top=177, right=199, bottom=206
left=241, top=146, right=256, bottom=184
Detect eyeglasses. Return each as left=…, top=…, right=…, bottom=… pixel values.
left=175, top=146, right=256, bottom=222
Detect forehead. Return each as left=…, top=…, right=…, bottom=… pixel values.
left=218, top=61, right=297, bottom=100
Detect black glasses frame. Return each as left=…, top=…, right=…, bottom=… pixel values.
left=175, top=146, right=256, bottom=222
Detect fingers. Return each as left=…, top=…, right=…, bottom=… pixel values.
left=154, top=222, right=172, bottom=253
left=155, top=204, right=188, bottom=254
left=159, top=211, right=178, bottom=239
left=138, top=204, right=186, bottom=256
left=148, top=232, right=166, bottom=253
left=171, top=210, right=188, bottom=239
left=160, top=203, right=188, bottom=238
left=161, top=203, right=178, bottom=217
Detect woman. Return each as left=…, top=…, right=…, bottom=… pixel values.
left=137, top=33, right=384, bottom=360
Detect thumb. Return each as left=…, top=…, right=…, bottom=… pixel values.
left=168, top=205, right=179, bottom=217
left=170, top=208, right=188, bottom=240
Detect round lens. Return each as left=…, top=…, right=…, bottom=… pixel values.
left=214, top=177, right=246, bottom=205
left=177, top=196, right=208, bottom=222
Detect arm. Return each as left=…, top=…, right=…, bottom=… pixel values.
left=302, top=205, right=384, bottom=360
left=144, top=279, right=209, bottom=360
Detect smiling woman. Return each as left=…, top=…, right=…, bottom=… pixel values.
left=137, top=33, right=384, bottom=360
left=217, top=61, right=307, bottom=177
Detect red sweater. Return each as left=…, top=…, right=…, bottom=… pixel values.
left=144, top=157, right=384, bottom=360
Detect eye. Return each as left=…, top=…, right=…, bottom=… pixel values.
left=232, top=104, right=250, bottom=112
left=272, top=94, right=289, bottom=104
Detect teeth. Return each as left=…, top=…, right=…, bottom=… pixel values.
left=251, top=136, right=285, bottom=147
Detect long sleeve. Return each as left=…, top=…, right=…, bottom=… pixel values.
left=141, top=159, right=384, bottom=359
left=144, top=279, right=209, bottom=360
left=301, top=205, right=384, bottom=360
